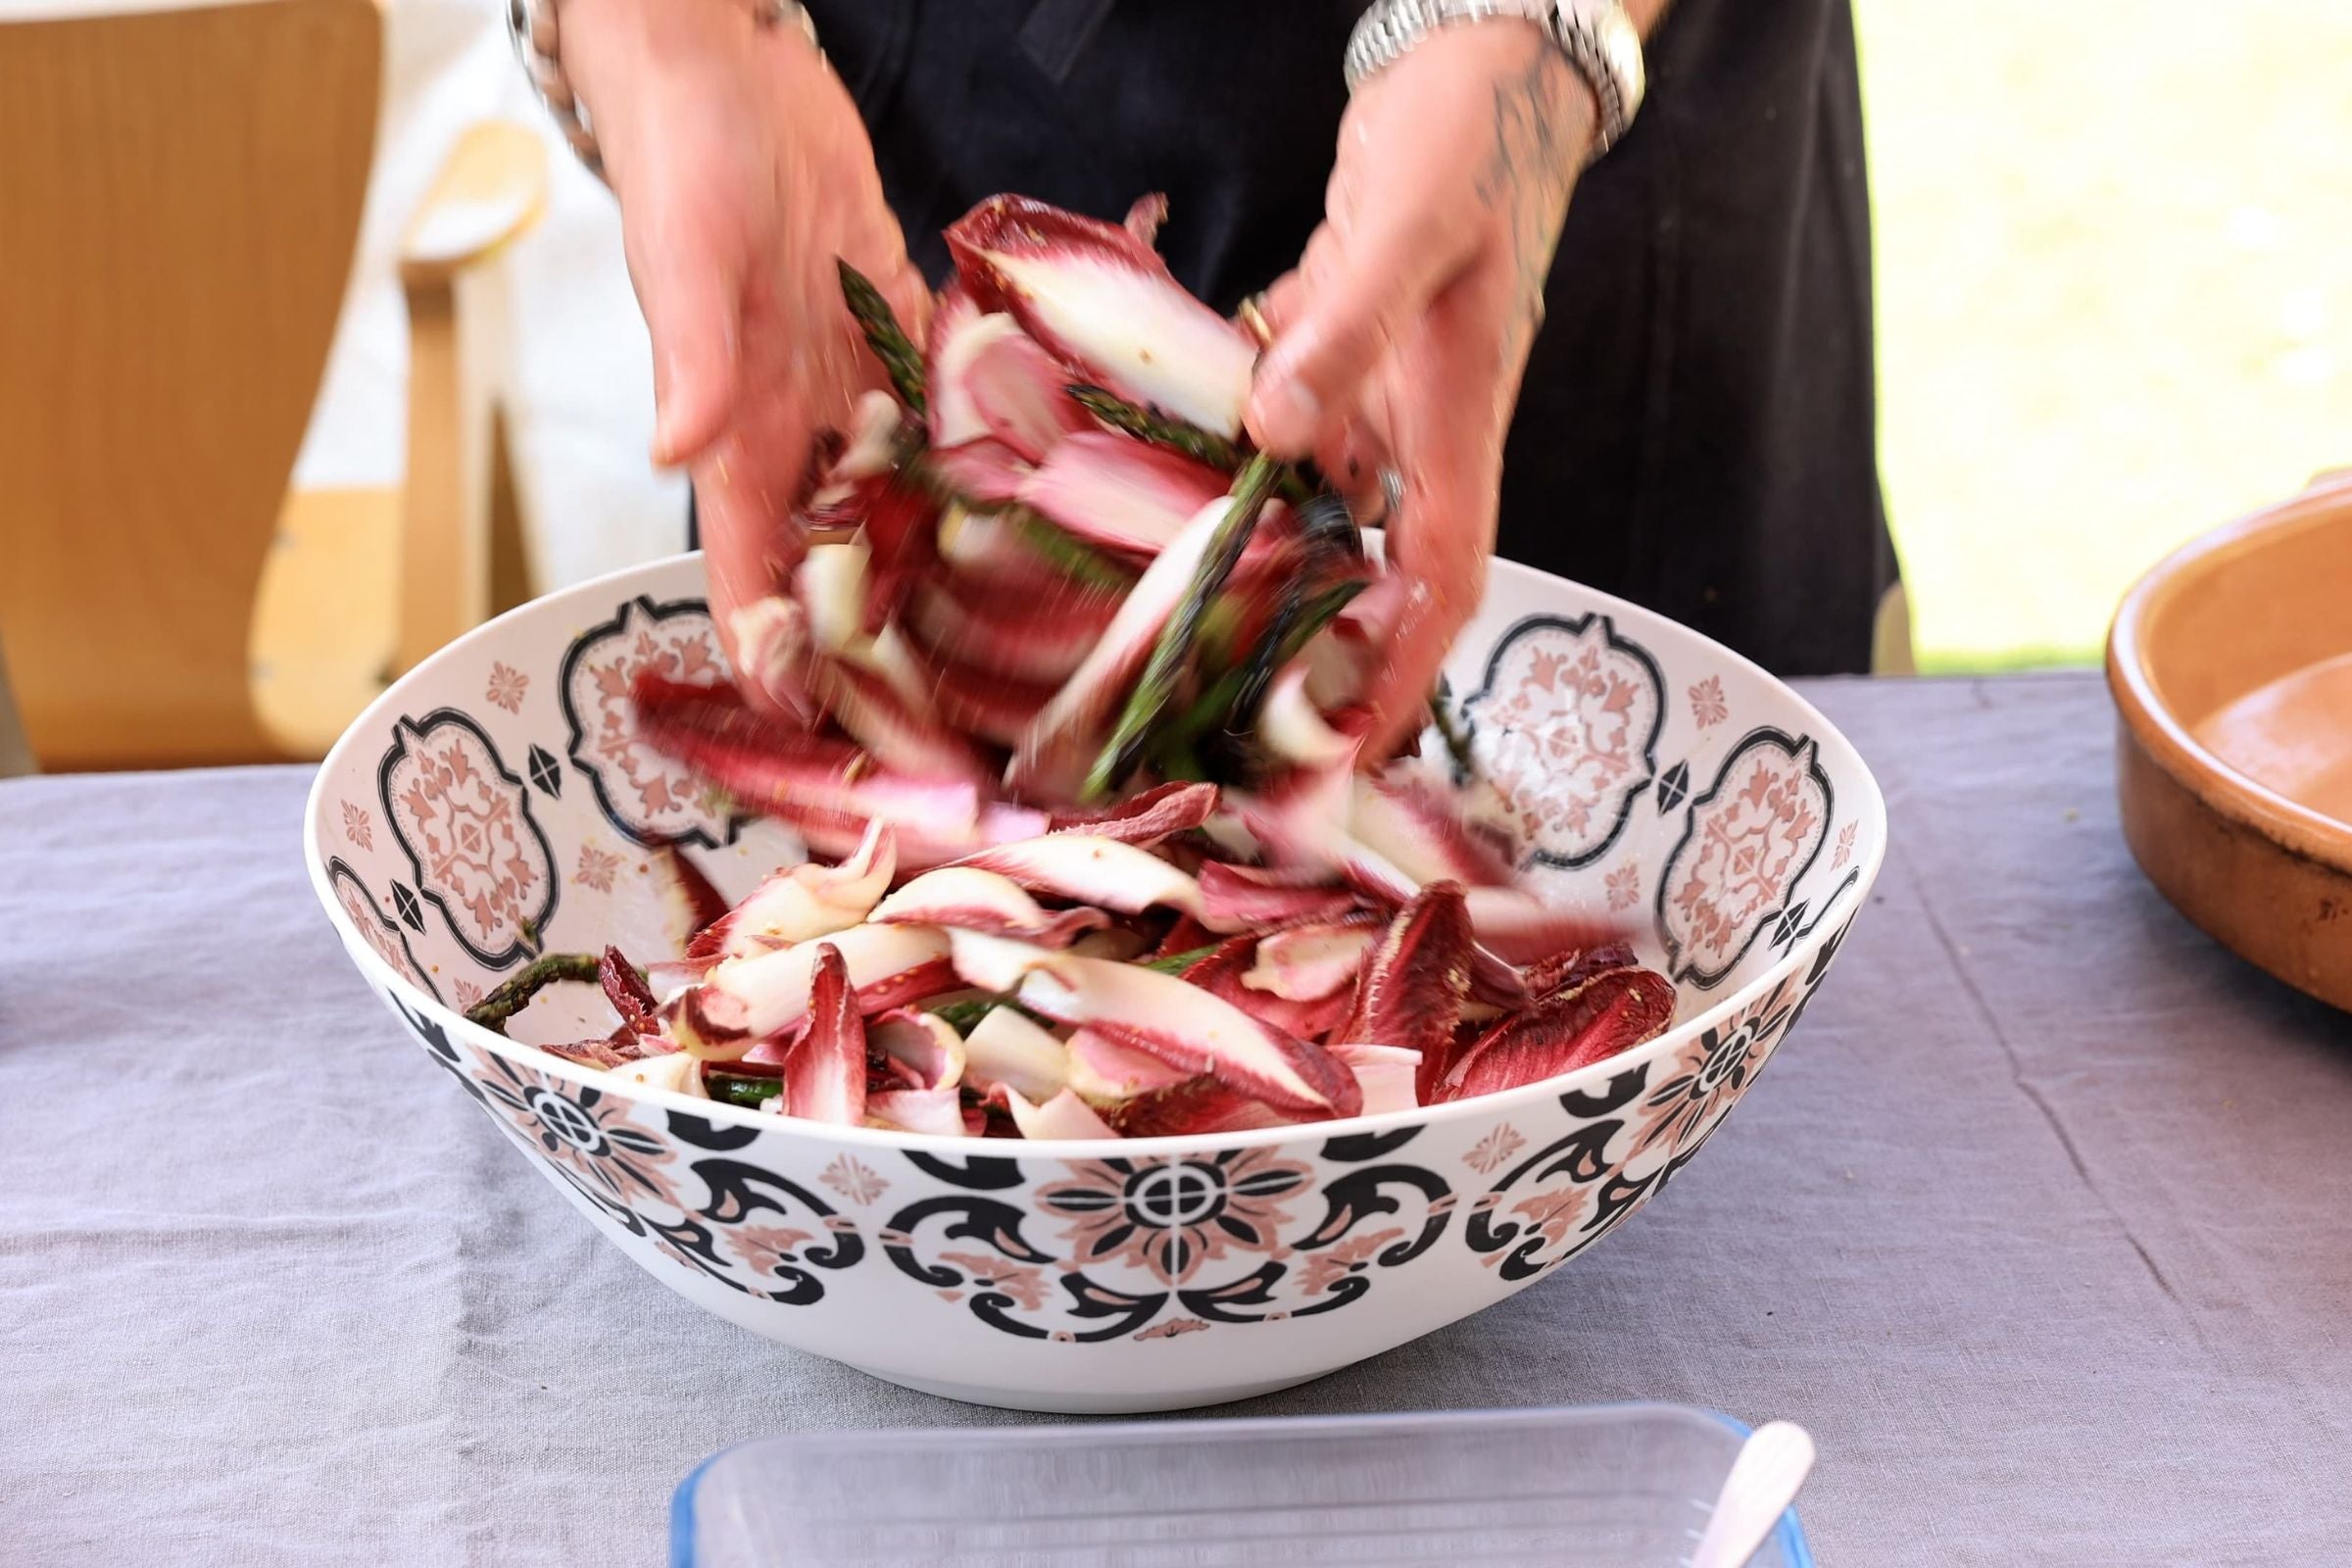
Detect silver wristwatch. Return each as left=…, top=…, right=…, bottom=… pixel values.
left=1344, top=0, right=1645, bottom=160
left=505, top=0, right=819, bottom=179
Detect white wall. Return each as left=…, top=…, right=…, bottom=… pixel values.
left=292, top=0, right=687, bottom=591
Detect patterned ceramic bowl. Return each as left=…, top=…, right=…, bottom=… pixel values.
left=305, top=553, right=1885, bottom=1413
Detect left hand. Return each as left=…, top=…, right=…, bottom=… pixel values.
left=1247, top=23, right=1595, bottom=760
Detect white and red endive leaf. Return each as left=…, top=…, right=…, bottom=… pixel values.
left=1463, top=886, right=1631, bottom=967
left=999, top=1085, right=1119, bottom=1140
left=1303, top=573, right=1402, bottom=710
left=870, top=865, right=1109, bottom=948
left=1071, top=925, right=1151, bottom=961
left=948, top=195, right=1256, bottom=438
left=906, top=573, right=1118, bottom=686
left=1350, top=770, right=1516, bottom=888
left=1015, top=431, right=1231, bottom=557
left=1018, top=951, right=1357, bottom=1117
left=671, top=923, right=952, bottom=1057
left=965, top=325, right=1092, bottom=463
left=725, top=597, right=815, bottom=722
left=630, top=675, right=982, bottom=835
left=1439, top=967, right=1677, bottom=1102
left=1122, top=192, right=1168, bottom=248
left=867, top=1007, right=965, bottom=1093
left=1256, top=660, right=1358, bottom=769
left=961, top=1005, right=1071, bottom=1102
left=796, top=541, right=870, bottom=657
left=1244, top=918, right=1379, bottom=1002
left=1105, top=1078, right=1293, bottom=1137
left=928, top=440, right=1033, bottom=507
left=734, top=958, right=961, bottom=1073
left=1179, top=935, right=1357, bottom=1043
left=935, top=498, right=1080, bottom=589
left=1338, top=882, right=1474, bottom=1054
left=924, top=284, right=1002, bottom=450
left=1522, top=940, right=1642, bottom=1002
left=955, top=834, right=1233, bottom=930
left=1330, top=1044, right=1421, bottom=1117
left=1195, top=861, right=1362, bottom=931
left=600, top=945, right=663, bottom=1035
left=943, top=927, right=1058, bottom=995
left=866, top=1086, right=968, bottom=1138
left=691, top=821, right=898, bottom=961
left=835, top=388, right=906, bottom=480
left=784, top=945, right=866, bottom=1125
left=807, top=655, right=991, bottom=784
left=644, top=956, right=716, bottom=1004
left=1045, top=780, right=1219, bottom=845
left=1010, top=495, right=1233, bottom=784
left=648, top=848, right=731, bottom=957
left=1065, top=1026, right=1194, bottom=1104
left=917, top=650, right=1057, bottom=749
left=604, top=1050, right=708, bottom=1099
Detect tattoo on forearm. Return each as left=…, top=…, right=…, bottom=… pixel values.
left=1475, top=49, right=1583, bottom=362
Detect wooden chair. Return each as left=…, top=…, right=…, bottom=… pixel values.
left=0, top=0, right=546, bottom=773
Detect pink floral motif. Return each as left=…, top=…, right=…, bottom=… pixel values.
left=939, top=1251, right=1050, bottom=1311
left=574, top=844, right=622, bottom=895
left=1038, top=1151, right=1311, bottom=1288
left=485, top=662, right=530, bottom=714
left=382, top=714, right=553, bottom=964
left=1628, top=975, right=1797, bottom=1159
left=819, top=1154, right=890, bottom=1207
left=471, top=1052, right=685, bottom=1212
left=728, top=1224, right=818, bottom=1278
left=1689, top=675, right=1729, bottom=729
left=1605, top=862, right=1641, bottom=912
left=1297, top=1228, right=1405, bottom=1295
left=1133, top=1317, right=1211, bottom=1341
left=1659, top=736, right=1829, bottom=984
left=453, top=979, right=485, bottom=1010
left=1463, top=614, right=1660, bottom=865
left=1479, top=1181, right=1592, bottom=1269
left=334, top=873, right=426, bottom=993
left=1833, top=820, right=1858, bottom=869
left=1463, top=1124, right=1527, bottom=1176
left=341, top=801, right=372, bottom=851
left=564, top=599, right=732, bottom=846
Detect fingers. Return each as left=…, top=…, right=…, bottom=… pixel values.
left=1354, top=267, right=1514, bottom=761
left=697, top=422, right=815, bottom=717
left=618, top=140, right=754, bottom=467
left=1248, top=201, right=1468, bottom=459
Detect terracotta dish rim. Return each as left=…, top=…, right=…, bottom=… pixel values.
left=2106, top=474, right=2352, bottom=875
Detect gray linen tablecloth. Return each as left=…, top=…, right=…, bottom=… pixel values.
left=5, top=672, right=2349, bottom=1566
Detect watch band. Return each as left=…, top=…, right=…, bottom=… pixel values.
left=505, top=0, right=819, bottom=181
left=1344, top=0, right=1645, bottom=160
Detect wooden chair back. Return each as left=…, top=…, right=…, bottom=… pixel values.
left=0, top=0, right=379, bottom=769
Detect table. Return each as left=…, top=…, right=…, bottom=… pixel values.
left=5, top=673, right=2348, bottom=1566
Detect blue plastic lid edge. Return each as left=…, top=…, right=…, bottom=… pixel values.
left=1701, top=1409, right=1818, bottom=1568
left=670, top=1446, right=722, bottom=1568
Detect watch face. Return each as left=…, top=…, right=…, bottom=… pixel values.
left=1602, top=14, right=1645, bottom=107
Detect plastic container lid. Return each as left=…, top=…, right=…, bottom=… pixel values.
left=672, top=1402, right=1815, bottom=1567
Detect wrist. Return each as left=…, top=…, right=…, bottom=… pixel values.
left=513, top=0, right=820, bottom=177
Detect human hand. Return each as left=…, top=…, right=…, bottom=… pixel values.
left=563, top=0, right=929, bottom=688
left=1247, top=23, right=1595, bottom=760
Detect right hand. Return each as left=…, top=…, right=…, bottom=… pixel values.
left=564, top=0, right=929, bottom=694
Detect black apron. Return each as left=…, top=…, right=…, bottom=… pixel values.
left=698, top=0, right=1896, bottom=676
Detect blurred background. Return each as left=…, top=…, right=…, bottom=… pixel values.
left=3, top=0, right=2347, bottom=770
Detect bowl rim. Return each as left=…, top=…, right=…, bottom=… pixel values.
left=306, top=550, right=1889, bottom=1158
left=2106, top=473, right=2352, bottom=874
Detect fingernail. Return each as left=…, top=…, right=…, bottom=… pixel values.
left=1252, top=376, right=1322, bottom=448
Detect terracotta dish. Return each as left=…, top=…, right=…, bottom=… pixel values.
left=2109, top=475, right=2352, bottom=1011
